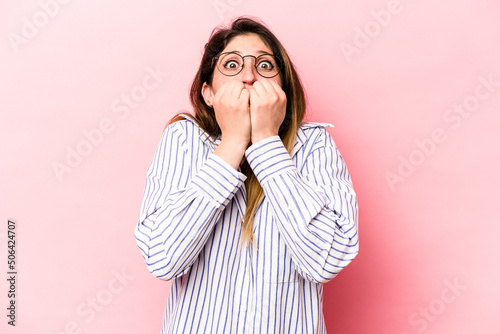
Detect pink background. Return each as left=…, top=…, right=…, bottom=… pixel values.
left=1, top=0, right=499, bottom=333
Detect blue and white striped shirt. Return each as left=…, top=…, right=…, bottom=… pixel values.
left=135, top=116, right=359, bottom=333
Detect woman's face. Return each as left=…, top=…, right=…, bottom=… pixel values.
left=206, top=33, right=282, bottom=95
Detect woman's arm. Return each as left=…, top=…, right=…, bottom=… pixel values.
left=245, top=126, right=358, bottom=284
left=134, top=120, right=246, bottom=281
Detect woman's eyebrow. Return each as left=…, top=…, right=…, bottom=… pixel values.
left=224, top=49, right=272, bottom=55
left=255, top=49, right=271, bottom=55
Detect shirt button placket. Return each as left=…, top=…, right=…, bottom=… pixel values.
left=246, top=248, right=256, bottom=333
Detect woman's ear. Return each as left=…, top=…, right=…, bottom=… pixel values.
left=201, top=82, right=214, bottom=107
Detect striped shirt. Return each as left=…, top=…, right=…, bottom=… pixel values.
left=134, top=116, right=359, bottom=333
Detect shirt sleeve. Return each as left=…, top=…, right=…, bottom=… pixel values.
left=245, top=129, right=358, bottom=284
left=134, top=121, right=247, bottom=281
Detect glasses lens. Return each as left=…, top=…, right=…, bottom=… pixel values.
left=217, top=53, right=243, bottom=76
left=255, top=54, right=280, bottom=78
left=216, top=53, right=282, bottom=78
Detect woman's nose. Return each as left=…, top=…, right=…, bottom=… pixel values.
left=240, top=59, right=258, bottom=84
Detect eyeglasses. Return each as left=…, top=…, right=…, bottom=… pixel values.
left=214, top=52, right=282, bottom=78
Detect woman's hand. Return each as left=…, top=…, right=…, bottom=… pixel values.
left=212, top=81, right=251, bottom=169
left=212, top=81, right=251, bottom=145
left=248, top=79, right=287, bottom=143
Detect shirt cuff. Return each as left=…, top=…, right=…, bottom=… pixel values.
left=245, top=136, right=295, bottom=184
left=191, top=153, right=247, bottom=209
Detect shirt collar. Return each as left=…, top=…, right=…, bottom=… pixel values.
left=179, top=114, right=333, bottom=156
left=178, top=113, right=221, bottom=151
left=291, top=122, right=334, bottom=157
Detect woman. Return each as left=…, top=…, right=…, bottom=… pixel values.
left=135, top=17, right=358, bottom=333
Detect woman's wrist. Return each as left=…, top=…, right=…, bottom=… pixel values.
left=251, top=130, right=278, bottom=144
left=213, top=138, right=249, bottom=170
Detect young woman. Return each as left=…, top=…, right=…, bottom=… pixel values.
left=135, top=16, right=359, bottom=334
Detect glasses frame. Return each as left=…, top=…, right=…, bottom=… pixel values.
left=214, top=52, right=283, bottom=79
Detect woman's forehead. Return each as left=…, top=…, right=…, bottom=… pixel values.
left=222, top=34, right=272, bottom=54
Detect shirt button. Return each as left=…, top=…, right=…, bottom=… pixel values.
left=189, top=231, right=196, bottom=239
left=288, top=204, right=294, bottom=211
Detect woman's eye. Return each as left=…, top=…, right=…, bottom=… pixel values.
left=258, top=61, right=274, bottom=70
left=224, top=60, right=240, bottom=69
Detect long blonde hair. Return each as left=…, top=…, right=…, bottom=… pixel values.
left=170, top=17, right=307, bottom=246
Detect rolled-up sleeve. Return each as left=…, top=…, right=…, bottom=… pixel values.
left=245, top=130, right=358, bottom=283
left=134, top=121, right=246, bottom=281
